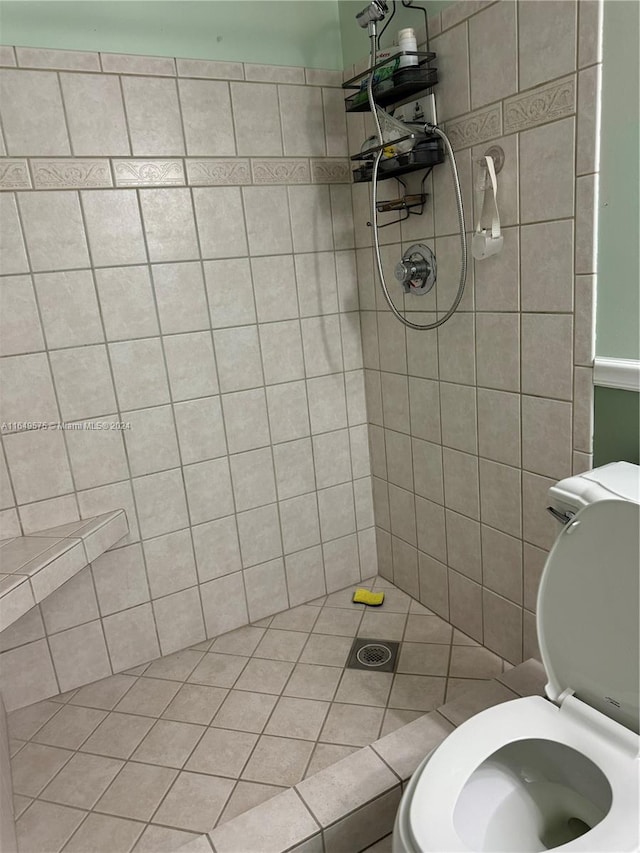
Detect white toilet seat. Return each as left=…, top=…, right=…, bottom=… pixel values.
left=407, top=695, right=639, bottom=852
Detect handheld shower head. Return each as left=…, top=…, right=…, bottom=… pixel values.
left=356, top=0, right=388, bottom=28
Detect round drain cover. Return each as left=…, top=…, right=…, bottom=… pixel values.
left=357, top=643, right=392, bottom=667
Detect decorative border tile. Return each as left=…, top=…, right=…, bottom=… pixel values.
left=504, top=76, right=576, bottom=134
left=186, top=158, right=251, bottom=186
left=31, top=159, right=113, bottom=189
left=310, top=158, right=352, bottom=184
left=0, top=159, right=31, bottom=190
left=446, top=105, right=502, bottom=151
left=251, top=158, right=310, bottom=185
left=113, top=159, right=185, bottom=187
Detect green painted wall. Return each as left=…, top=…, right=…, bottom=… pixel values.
left=338, top=0, right=451, bottom=68
left=593, top=387, right=639, bottom=466
left=593, top=0, right=639, bottom=464
left=596, top=0, right=639, bottom=360
left=0, top=1, right=344, bottom=69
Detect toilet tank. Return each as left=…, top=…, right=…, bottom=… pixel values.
left=547, top=461, right=640, bottom=523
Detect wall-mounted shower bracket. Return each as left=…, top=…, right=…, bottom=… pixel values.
left=475, top=145, right=505, bottom=189
left=394, top=243, right=436, bottom=294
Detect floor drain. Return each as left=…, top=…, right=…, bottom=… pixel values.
left=347, top=637, right=399, bottom=672
left=357, top=643, right=392, bottom=667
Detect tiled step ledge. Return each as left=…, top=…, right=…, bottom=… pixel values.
left=0, top=511, right=128, bottom=632
left=179, top=660, right=546, bottom=853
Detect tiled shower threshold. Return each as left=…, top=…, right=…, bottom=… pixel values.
left=8, top=576, right=515, bottom=852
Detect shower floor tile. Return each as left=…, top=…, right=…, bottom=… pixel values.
left=8, top=576, right=510, bottom=852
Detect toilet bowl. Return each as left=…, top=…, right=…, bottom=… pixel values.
left=393, top=464, right=640, bottom=853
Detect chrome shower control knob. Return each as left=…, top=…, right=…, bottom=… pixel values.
left=395, top=244, right=437, bottom=295
left=395, top=259, right=427, bottom=285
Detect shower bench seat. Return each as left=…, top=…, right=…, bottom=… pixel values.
left=0, top=510, right=128, bottom=632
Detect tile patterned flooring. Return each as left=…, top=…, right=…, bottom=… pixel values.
left=8, top=577, right=508, bottom=853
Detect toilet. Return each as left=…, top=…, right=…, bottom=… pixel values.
left=393, top=462, right=640, bottom=853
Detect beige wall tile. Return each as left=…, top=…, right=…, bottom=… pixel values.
left=164, top=332, right=219, bottom=402
left=0, top=639, right=59, bottom=710
left=279, top=85, right=325, bottom=157
left=95, top=266, right=159, bottom=341
left=476, top=313, right=520, bottom=392
left=0, top=276, right=43, bottom=356
left=520, top=118, right=575, bottom=223
left=445, top=510, right=481, bottom=582
left=520, top=220, right=574, bottom=312
left=18, top=191, right=89, bottom=271
left=40, top=567, right=99, bottom=634
left=448, top=569, right=482, bottom=642
left=15, top=46, right=99, bottom=72
left=109, top=338, right=170, bottom=411
left=575, top=174, right=597, bottom=274
left=154, top=587, right=205, bottom=654
left=141, top=192, right=199, bottom=264
left=179, top=79, right=235, bottom=157
left=200, top=571, right=248, bottom=637
left=35, top=270, right=103, bottom=349
left=251, top=255, right=298, bottom=323
left=50, top=345, right=117, bottom=421
left=244, top=558, right=288, bottom=621
left=145, top=529, right=198, bottom=597
left=476, top=388, right=521, bottom=467
left=3, top=430, right=72, bottom=505
left=121, top=76, right=185, bottom=156
left=0, top=352, right=59, bottom=426
left=430, top=24, right=470, bottom=121
left=193, top=186, right=248, bottom=259
left=102, top=602, right=160, bottom=671
left=522, top=471, right=557, bottom=550
left=222, top=389, right=270, bottom=454
left=481, top=525, right=522, bottom=605
left=242, top=183, right=295, bottom=256
left=134, top=468, right=189, bottom=539
left=479, top=458, right=522, bottom=538
left=469, top=1, right=517, bottom=108
left=49, top=621, right=112, bottom=691
left=60, top=73, right=129, bottom=156
left=482, top=587, right=523, bottom=664
left=576, top=64, right=600, bottom=175
left=92, top=544, right=149, bottom=615
left=418, top=551, right=449, bottom=619
left=521, top=314, right=573, bottom=400
left=230, top=82, right=282, bottom=156
left=174, top=396, right=227, bottom=465
left=0, top=195, right=29, bottom=275
left=0, top=70, right=70, bottom=155
left=519, top=0, right=577, bottom=90
left=205, top=258, right=257, bottom=328
left=81, top=190, right=146, bottom=267
left=521, top=396, right=572, bottom=478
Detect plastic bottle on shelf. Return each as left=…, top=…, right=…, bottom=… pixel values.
left=397, top=28, right=418, bottom=66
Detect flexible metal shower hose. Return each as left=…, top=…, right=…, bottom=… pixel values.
left=366, top=31, right=468, bottom=331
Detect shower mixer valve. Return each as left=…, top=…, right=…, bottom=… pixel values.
left=394, top=243, right=437, bottom=294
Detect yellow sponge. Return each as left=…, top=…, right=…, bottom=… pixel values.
left=352, top=588, right=385, bottom=606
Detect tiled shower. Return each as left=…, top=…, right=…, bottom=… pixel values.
left=356, top=0, right=599, bottom=665
left=0, top=51, right=377, bottom=710
left=0, top=0, right=602, bottom=849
